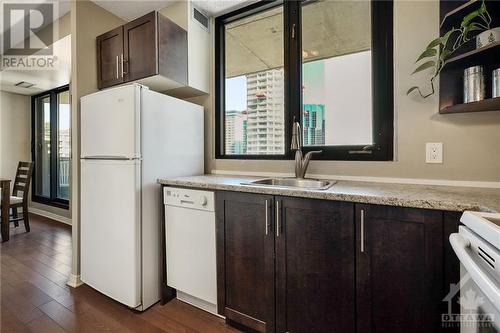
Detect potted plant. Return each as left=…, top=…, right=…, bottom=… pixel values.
left=407, top=1, right=492, bottom=98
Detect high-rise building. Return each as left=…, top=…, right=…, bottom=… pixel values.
left=225, top=110, right=247, bottom=154
left=245, top=68, right=284, bottom=154
left=303, top=104, right=325, bottom=146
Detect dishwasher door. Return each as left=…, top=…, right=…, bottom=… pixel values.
left=164, top=188, right=217, bottom=314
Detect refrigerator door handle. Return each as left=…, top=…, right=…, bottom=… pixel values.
left=81, top=155, right=135, bottom=160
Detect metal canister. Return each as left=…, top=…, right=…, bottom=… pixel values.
left=463, top=66, right=485, bottom=103
left=493, top=68, right=500, bottom=98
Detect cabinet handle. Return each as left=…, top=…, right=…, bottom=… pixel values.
left=360, top=209, right=365, bottom=253
left=116, top=56, right=119, bottom=79
left=265, top=199, right=269, bottom=235
left=120, top=54, right=127, bottom=77
left=276, top=201, right=280, bottom=237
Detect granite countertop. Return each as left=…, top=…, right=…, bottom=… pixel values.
left=158, top=174, right=500, bottom=213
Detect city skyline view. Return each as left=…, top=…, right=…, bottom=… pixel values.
left=224, top=50, right=372, bottom=155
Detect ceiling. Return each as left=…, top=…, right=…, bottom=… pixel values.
left=91, top=0, right=257, bottom=21
left=226, top=0, right=371, bottom=77
left=1, top=35, right=71, bottom=95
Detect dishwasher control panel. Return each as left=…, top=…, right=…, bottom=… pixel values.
left=163, top=187, right=215, bottom=212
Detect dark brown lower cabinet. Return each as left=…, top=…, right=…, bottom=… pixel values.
left=355, top=204, right=444, bottom=333
left=216, top=192, right=275, bottom=333
left=216, top=192, right=355, bottom=333
left=216, top=191, right=451, bottom=333
left=275, top=196, right=355, bottom=333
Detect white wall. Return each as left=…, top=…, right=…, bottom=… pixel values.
left=0, top=91, right=31, bottom=182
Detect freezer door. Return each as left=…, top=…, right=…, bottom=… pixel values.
left=81, top=85, right=141, bottom=158
left=80, top=159, right=141, bottom=308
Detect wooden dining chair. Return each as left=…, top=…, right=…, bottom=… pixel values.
left=10, top=161, right=34, bottom=232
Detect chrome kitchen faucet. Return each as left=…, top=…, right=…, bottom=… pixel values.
left=291, top=121, right=322, bottom=179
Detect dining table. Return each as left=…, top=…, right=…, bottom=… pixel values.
left=0, top=178, right=11, bottom=242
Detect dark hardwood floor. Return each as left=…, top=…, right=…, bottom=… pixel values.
left=1, top=214, right=240, bottom=333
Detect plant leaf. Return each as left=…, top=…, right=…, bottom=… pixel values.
left=407, top=86, right=419, bottom=95
left=440, top=49, right=451, bottom=61
left=440, top=29, right=455, bottom=47
left=406, top=86, right=420, bottom=95
left=468, top=23, right=483, bottom=31
left=461, top=10, right=479, bottom=28
left=416, top=48, right=436, bottom=62
left=479, top=1, right=487, bottom=14
left=412, top=60, right=436, bottom=74
left=427, top=37, right=442, bottom=49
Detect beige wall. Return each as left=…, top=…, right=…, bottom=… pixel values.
left=0, top=91, right=30, bottom=181
left=200, top=0, right=500, bottom=183
left=70, top=0, right=125, bottom=282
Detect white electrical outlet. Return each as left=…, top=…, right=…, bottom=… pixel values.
left=426, top=143, right=443, bottom=164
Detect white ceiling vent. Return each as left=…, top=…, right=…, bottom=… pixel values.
left=192, top=5, right=209, bottom=31
left=15, top=81, right=34, bottom=88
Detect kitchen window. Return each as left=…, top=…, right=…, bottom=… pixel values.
left=215, top=0, right=393, bottom=160
left=32, top=85, right=71, bottom=209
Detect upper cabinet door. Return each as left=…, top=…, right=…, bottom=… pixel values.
left=96, top=26, right=124, bottom=89
left=215, top=191, right=275, bottom=333
left=275, top=197, right=355, bottom=333
left=355, top=205, right=443, bottom=333
left=123, top=11, right=158, bottom=82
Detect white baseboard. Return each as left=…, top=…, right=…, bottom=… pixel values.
left=67, top=273, right=83, bottom=288
left=211, top=169, right=500, bottom=189
left=29, top=207, right=72, bottom=225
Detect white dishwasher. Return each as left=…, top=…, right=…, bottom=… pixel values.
left=164, top=187, right=218, bottom=315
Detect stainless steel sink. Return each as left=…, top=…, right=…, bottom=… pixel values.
left=242, top=178, right=335, bottom=190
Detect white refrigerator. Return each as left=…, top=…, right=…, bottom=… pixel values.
left=80, top=84, right=203, bottom=311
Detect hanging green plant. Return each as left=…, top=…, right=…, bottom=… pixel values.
left=407, top=1, right=492, bottom=98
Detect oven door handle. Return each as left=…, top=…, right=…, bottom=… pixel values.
left=450, top=233, right=500, bottom=312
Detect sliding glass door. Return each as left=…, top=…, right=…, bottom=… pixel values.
left=32, top=85, right=70, bottom=208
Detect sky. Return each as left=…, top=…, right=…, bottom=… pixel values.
left=225, top=75, right=247, bottom=112
left=303, top=60, right=325, bottom=105
left=44, top=102, right=70, bottom=130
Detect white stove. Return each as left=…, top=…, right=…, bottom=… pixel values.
left=449, top=211, right=500, bottom=332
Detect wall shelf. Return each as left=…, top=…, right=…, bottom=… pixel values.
left=440, top=0, right=482, bottom=28
left=445, top=41, right=500, bottom=69
left=439, top=97, right=500, bottom=114
left=439, top=0, right=500, bottom=114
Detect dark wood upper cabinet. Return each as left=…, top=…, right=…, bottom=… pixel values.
left=123, top=12, right=157, bottom=82
left=216, top=191, right=275, bottom=333
left=96, top=26, right=124, bottom=89
left=355, top=204, right=444, bottom=333
left=96, top=11, right=187, bottom=90
left=275, top=197, right=355, bottom=333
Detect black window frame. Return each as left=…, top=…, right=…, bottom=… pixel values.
left=215, top=0, right=394, bottom=161
left=31, top=84, right=70, bottom=209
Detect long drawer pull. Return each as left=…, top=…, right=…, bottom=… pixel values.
left=360, top=209, right=365, bottom=253
left=276, top=201, right=280, bottom=237
left=265, top=199, right=269, bottom=235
